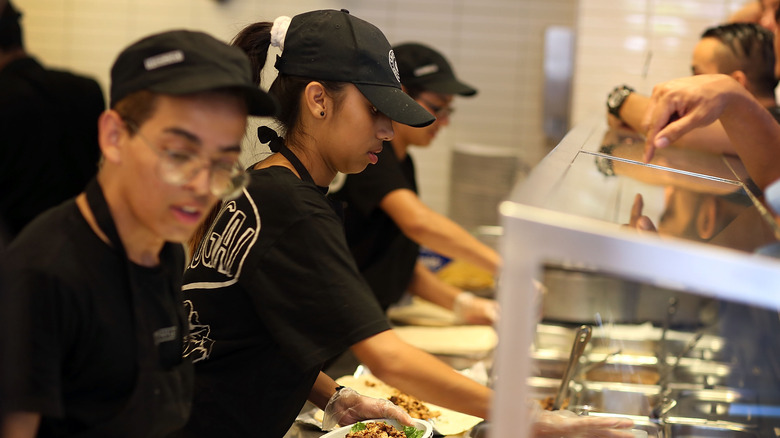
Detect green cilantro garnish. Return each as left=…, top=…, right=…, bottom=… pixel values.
left=403, top=425, right=424, bottom=438
left=350, top=422, right=367, bottom=432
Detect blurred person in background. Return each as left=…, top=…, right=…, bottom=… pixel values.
left=0, top=29, right=276, bottom=437
left=643, top=4, right=780, bottom=171
left=606, top=22, right=778, bottom=158
left=329, top=42, right=500, bottom=325
left=0, top=0, right=105, bottom=239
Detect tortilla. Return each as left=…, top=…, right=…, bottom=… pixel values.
left=392, top=325, right=497, bottom=357
left=333, top=374, right=483, bottom=436
left=387, top=297, right=458, bottom=327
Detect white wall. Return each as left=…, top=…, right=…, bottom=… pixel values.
left=15, top=0, right=752, bottom=216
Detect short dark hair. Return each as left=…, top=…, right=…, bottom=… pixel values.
left=0, top=0, right=23, bottom=50
left=113, top=90, right=160, bottom=133
left=700, top=23, right=778, bottom=98
left=114, top=88, right=248, bottom=138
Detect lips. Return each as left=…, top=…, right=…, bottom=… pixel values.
left=367, top=144, right=383, bottom=165
left=171, top=204, right=203, bottom=225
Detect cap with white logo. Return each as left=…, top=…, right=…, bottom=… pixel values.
left=274, top=9, right=434, bottom=128
left=393, top=42, right=477, bottom=97
left=110, top=30, right=277, bottom=117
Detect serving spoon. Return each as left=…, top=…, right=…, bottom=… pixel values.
left=553, top=325, right=592, bottom=410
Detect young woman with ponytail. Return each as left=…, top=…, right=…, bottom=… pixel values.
left=176, top=10, right=491, bottom=438
left=177, top=9, right=634, bottom=438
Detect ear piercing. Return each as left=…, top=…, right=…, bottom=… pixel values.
left=320, top=111, right=325, bottom=117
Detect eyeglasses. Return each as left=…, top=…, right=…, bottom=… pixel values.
left=122, top=118, right=248, bottom=200
left=418, top=97, right=455, bottom=118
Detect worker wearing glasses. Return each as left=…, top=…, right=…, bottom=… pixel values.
left=329, top=43, right=501, bottom=325
left=0, top=30, right=276, bottom=437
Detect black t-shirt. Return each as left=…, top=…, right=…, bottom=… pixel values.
left=0, top=57, right=104, bottom=238
left=180, top=166, right=391, bottom=438
left=329, top=142, right=420, bottom=310
left=3, top=198, right=191, bottom=437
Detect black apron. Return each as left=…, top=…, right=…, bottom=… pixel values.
left=80, top=179, right=193, bottom=437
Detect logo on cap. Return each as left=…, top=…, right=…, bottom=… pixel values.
left=413, top=64, right=439, bottom=77
left=144, top=50, right=185, bottom=71
left=389, top=50, right=400, bottom=83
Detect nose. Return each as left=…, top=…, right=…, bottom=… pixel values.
left=187, top=165, right=213, bottom=197
left=377, top=115, right=394, bottom=141
left=437, top=113, right=451, bottom=127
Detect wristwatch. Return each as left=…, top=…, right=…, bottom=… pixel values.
left=607, top=85, right=635, bottom=119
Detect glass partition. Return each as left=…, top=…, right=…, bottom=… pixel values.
left=494, top=119, right=780, bottom=438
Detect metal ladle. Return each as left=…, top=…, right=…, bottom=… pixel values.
left=553, top=325, right=592, bottom=410
left=650, top=330, right=705, bottom=419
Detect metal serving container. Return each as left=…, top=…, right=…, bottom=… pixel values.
left=663, top=418, right=759, bottom=437
left=570, top=382, right=661, bottom=416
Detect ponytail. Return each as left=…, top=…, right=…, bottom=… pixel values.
left=231, top=22, right=273, bottom=87
left=232, top=17, right=346, bottom=153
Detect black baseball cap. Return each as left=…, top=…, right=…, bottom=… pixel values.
left=393, top=43, right=477, bottom=97
left=110, top=30, right=277, bottom=117
left=274, top=9, right=435, bottom=128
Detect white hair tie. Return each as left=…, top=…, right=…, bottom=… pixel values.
left=270, top=16, right=291, bottom=50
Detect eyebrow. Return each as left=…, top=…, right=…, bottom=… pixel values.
left=163, top=127, right=242, bottom=154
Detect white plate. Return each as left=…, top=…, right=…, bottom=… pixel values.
left=320, top=418, right=433, bottom=438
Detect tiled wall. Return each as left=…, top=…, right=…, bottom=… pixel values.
left=16, top=0, right=749, bottom=216
left=572, top=0, right=747, bottom=124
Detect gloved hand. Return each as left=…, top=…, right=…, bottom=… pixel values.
left=321, top=386, right=414, bottom=431
left=532, top=408, right=635, bottom=438
left=453, top=291, right=500, bottom=325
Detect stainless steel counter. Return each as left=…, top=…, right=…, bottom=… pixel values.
left=492, top=118, right=780, bottom=438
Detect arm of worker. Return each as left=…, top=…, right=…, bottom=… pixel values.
left=532, top=409, right=635, bottom=438
left=351, top=329, right=492, bottom=419
left=379, top=188, right=501, bottom=275
left=727, top=0, right=761, bottom=23
left=1, top=412, right=41, bottom=438
left=407, top=261, right=498, bottom=324
left=613, top=91, right=737, bottom=156
left=642, top=74, right=780, bottom=190
left=310, top=372, right=414, bottom=430
left=308, top=372, right=342, bottom=410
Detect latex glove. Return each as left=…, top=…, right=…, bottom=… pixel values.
left=321, top=387, right=414, bottom=431
left=453, top=291, right=499, bottom=325
left=532, top=409, right=635, bottom=438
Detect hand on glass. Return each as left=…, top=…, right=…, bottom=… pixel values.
left=641, top=74, right=744, bottom=162
left=321, top=387, right=413, bottom=430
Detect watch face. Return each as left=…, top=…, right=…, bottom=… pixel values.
left=608, top=89, right=625, bottom=109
